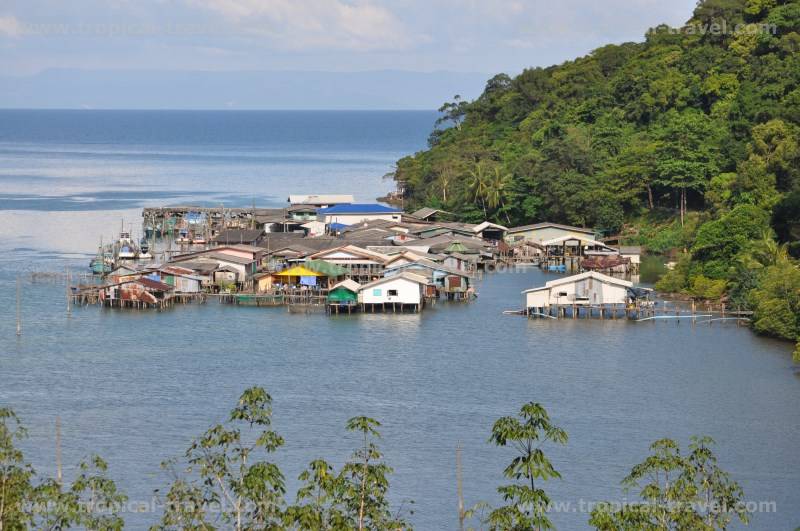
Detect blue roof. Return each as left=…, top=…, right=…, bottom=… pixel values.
left=329, top=222, right=350, bottom=231
left=317, top=203, right=401, bottom=214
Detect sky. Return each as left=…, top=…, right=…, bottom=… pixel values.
left=0, top=0, right=698, bottom=77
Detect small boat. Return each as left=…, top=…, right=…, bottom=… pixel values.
left=176, top=227, right=190, bottom=243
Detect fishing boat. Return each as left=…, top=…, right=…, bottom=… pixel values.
left=138, top=237, right=153, bottom=260
left=116, top=231, right=138, bottom=260
left=89, top=238, right=113, bottom=274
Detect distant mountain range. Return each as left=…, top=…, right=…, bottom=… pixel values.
left=0, top=69, right=489, bottom=110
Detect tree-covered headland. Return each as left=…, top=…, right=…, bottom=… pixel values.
left=393, top=0, right=800, bottom=356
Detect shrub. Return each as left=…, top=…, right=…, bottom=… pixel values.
left=688, top=275, right=727, bottom=300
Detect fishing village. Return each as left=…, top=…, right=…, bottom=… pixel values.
left=62, top=192, right=745, bottom=323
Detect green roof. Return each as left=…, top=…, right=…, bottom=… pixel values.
left=304, top=259, right=348, bottom=277
left=445, top=241, right=468, bottom=253
left=328, top=287, right=358, bottom=303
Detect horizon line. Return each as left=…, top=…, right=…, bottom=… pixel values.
left=0, top=107, right=441, bottom=112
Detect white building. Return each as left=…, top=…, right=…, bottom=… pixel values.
left=358, top=272, right=430, bottom=309
left=522, top=271, right=633, bottom=309
left=317, top=204, right=402, bottom=226
left=505, top=222, right=595, bottom=244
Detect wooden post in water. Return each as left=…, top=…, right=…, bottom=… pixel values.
left=66, top=266, right=72, bottom=316
left=16, top=275, right=22, bottom=336
left=456, top=444, right=465, bottom=531
left=55, top=416, right=62, bottom=485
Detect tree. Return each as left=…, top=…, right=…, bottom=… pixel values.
left=35, top=456, right=127, bottom=531
left=654, top=109, right=723, bottom=226
left=1, top=409, right=126, bottom=531
left=154, top=387, right=286, bottom=531
left=337, top=417, right=409, bottom=531
left=486, top=167, right=513, bottom=224
left=750, top=258, right=800, bottom=340
left=0, top=408, right=34, bottom=530
left=468, top=163, right=491, bottom=218
left=436, top=95, right=469, bottom=131
left=488, top=403, right=568, bottom=531
left=589, top=437, right=748, bottom=530
left=285, top=458, right=349, bottom=530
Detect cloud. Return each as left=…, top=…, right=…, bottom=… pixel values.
left=184, top=0, right=414, bottom=51
left=0, top=15, right=21, bottom=38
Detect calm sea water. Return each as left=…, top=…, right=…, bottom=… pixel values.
left=1, top=111, right=799, bottom=530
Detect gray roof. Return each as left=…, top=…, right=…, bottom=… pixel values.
left=177, top=252, right=256, bottom=265
left=213, top=229, right=264, bottom=244
left=506, top=222, right=594, bottom=234
left=410, top=207, right=443, bottom=220
left=619, top=246, right=642, bottom=254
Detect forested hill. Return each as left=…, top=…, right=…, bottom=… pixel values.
left=394, top=0, right=800, bottom=350
left=394, top=0, right=800, bottom=234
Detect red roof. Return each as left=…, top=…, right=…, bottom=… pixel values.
left=136, top=277, right=174, bottom=291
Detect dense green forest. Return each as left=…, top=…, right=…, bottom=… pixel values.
left=394, top=0, right=800, bottom=354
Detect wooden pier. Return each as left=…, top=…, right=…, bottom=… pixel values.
left=525, top=302, right=752, bottom=323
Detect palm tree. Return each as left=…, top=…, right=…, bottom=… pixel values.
left=486, top=167, right=512, bottom=224
left=744, top=230, right=790, bottom=268
left=467, top=163, right=489, bottom=218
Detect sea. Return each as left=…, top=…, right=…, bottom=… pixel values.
left=0, top=110, right=798, bottom=529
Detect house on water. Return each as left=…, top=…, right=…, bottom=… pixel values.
left=327, top=279, right=361, bottom=312
left=358, top=272, right=430, bottom=312
left=505, top=222, right=595, bottom=245
left=522, top=271, right=636, bottom=317
left=384, top=258, right=473, bottom=299
left=100, top=277, right=175, bottom=309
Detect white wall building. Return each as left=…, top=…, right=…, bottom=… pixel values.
left=317, top=204, right=402, bottom=226
left=522, top=271, right=633, bottom=309
left=358, top=272, right=429, bottom=307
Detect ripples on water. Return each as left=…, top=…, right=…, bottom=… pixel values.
left=0, top=111, right=798, bottom=529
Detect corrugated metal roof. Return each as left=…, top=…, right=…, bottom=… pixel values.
left=317, top=204, right=402, bottom=214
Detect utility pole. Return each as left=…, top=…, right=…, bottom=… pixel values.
left=457, top=443, right=465, bottom=531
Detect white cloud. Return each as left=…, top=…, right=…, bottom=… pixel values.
left=0, top=15, right=21, bottom=38
left=184, top=0, right=414, bottom=51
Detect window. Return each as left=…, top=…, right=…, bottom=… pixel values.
left=558, top=291, right=568, bottom=297
left=372, top=288, right=382, bottom=296
left=387, top=289, right=398, bottom=296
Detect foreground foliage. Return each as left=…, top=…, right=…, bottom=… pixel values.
left=1, top=394, right=751, bottom=530
left=589, top=437, right=748, bottom=530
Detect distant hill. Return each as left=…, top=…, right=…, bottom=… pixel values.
left=0, top=69, right=489, bottom=110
